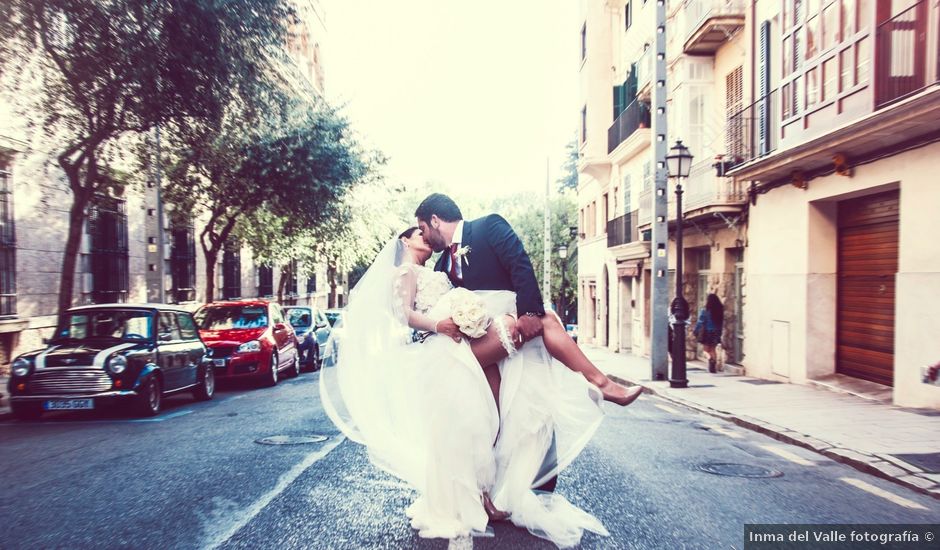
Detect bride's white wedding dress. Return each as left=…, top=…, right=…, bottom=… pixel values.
left=320, top=241, right=609, bottom=547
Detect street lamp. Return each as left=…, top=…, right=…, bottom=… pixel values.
left=665, top=139, right=693, bottom=389
left=557, top=244, right=569, bottom=325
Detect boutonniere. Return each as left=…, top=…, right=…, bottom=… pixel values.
left=454, top=245, right=472, bottom=266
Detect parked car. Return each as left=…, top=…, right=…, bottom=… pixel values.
left=283, top=306, right=332, bottom=371
left=193, top=301, right=300, bottom=387
left=321, top=309, right=345, bottom=368
left=7, top=304, right=214, bottom=420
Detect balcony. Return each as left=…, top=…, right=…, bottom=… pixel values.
left=683, top=0, right=745, bottom=56
left=681, top=161, right=747, bottom=216
left=728, top=1, right=940, bottom=187
left=875, top=1, right=940, bottom=108
left=607, top=212, right=639, bottom=248
left=608, top=99, right=651, bottom=154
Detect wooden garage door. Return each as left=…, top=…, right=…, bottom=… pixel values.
left=837, top=190, right=899, bottom=386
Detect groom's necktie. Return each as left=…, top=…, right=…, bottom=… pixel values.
left=448, top=243, right=460, bottom=285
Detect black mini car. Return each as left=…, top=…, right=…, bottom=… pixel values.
left=7, top=304, right=214, bottom=419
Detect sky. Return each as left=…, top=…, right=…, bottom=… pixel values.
left=323, top=0, right=580, bottom=199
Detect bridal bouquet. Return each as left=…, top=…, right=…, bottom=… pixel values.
left=449, top=288, right=490, bottom=338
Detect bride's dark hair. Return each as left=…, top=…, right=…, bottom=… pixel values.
left=398, top=227, right=419, bottom=239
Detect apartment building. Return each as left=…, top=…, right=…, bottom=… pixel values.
left=577, top=0, right=749, bottom=365
left=0, top=1, right=337, bottom=370
left=728, top=0, right=940, bottom=408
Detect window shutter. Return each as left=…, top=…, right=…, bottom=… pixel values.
left=758, top=20, right=771, bottom=155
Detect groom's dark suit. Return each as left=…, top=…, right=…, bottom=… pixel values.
left=433, top=214, right=545, bottom=317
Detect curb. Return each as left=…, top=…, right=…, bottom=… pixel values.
left=609, top=374, right=940, bottom=501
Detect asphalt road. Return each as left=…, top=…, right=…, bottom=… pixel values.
left=1, top=370, right=938, bottom=549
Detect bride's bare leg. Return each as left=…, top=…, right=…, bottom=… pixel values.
left=540, top=314, right=642, bottom=406
left=482, top=363, right=500, bottom=411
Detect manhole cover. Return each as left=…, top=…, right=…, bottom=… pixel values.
left=697, top=462, right=783, bottom=478
left=255, top=435, right=329, bottom=446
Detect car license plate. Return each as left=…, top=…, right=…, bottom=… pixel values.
left=213, top=359, right=226, bottom=366
left=43, top=399, right=94, bottom=411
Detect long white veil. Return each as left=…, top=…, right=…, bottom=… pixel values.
left=318, top=238, right=427, bottom=482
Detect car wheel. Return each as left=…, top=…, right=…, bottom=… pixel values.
left=193, top=365, right=215, bottom=401
left=11, top=402, right=43, bottom=421
left=137, top=375, right=162, bottom=417
left=289, top=351, right=301, bottom=378
left=262, top=352, right=279, bottom=387
left=311, top=345, right=321, bottom=371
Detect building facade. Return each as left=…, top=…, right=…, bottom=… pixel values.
left=728, top=0, right=940, bottom=408
left=577, top=0, right=749, bottom=365
left=0, top=0, right=340, bottom=372
left=578, top=0, right=940, bottom=408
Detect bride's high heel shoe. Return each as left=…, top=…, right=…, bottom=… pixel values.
left=597, top=379, right=643, bottom=407
left=482, top=492, right=511, bottom=522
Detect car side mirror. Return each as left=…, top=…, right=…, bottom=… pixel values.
left=42, top=337, right=50, bottom=345
left=315, top=322, right=327, bottom=330
left=159, top=333, right=173, bottom=342
left=274, top=323, right=287, bottom=331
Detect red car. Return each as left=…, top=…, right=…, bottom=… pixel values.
left=193, top=301, right=300, bottom=387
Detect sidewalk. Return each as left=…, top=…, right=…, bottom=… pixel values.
left=583, top=345, right=940, bottom=500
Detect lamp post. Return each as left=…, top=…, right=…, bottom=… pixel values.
left=666, top=140, right=694, bottom=389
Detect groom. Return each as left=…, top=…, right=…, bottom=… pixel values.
left=414, top=193, right=639, bottom=407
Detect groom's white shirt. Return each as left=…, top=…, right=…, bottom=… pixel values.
left=448, top=220, right=465, bottom=278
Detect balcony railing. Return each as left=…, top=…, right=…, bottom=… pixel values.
left=608, top=99, right=651, bottom=154
left=684, top=0, right=746, bottom=54
left=682, top=161, right=748, bottom=212
left=607, top=212, right=639, bottom=248
left=724, top=89, right=779, bottom=170
left=875, top=0, right=939, bottom=108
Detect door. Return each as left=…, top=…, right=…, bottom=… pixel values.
left=176, top=312, right=203, bottom=386
left=270, top=304, right=292, bottom=368
left=156, top=312, right=184, bottom=389
left=837, top=190, right=899, bottom=386
left=732, top=261, right=746, bottom=364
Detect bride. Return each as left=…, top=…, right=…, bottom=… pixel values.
left=320, top=227, right=611, bottom=547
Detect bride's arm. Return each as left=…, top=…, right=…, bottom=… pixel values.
left=394, top=266, right=439, bottom=333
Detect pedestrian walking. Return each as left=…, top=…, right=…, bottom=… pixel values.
left=694, top=293, right=724, bottom=373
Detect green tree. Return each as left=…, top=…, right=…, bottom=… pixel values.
left=165, top=101, right=375, bottom=301
left=556, top=138, right=580, bottom=193
left=0, top=0, right=296, bottom=324
left=490, top=191, right=579, bottom=321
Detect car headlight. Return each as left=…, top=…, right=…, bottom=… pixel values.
left=108, top=355, right=128, bottom=374
left=12, top=357, right=31, bottom=377
left=237, top=340, right=262, bottom=353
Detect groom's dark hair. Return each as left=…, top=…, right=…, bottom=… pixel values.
left=415, top=193, right=462, bottom=223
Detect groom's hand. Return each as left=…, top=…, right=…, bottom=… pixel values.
left=435, top=318, right=463, bottom=343
left=516, top=315, right=543, bottom=342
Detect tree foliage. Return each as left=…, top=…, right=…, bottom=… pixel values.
left=556, top=138, right=580, bottom=193
left=0, top=0, right=297, bottom=321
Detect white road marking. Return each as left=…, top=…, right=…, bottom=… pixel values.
left=703, top=423, right=744, bottom=439
left=202, top=436, right=345, bottom=549
left=839, top=477, right=929, bottom=510
left=759, top=444, right=814, bottom=466
left=654, top=403, right=681, bottom=415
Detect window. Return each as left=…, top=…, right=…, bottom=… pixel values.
left=823, top=57, right=837, bottom=100
left=176, top=313, right=199, bottom=341
left=622, top=174, right=632, bottom=212
left=258, top=265, right=274, bottom=297
left=842, top=0, right=856, bottom=38
left=0, top=164, right=15, bottom=317
left=580, top=23, right=587, bottom=61
left=725, top=66, right=745, bottom=160
left=285, top=259, right=298, bottom=296
left=782, top=84, right=792, bottom=118
left=840, top=47, right=855, bottom=89
left=806, top=67, right=821, bottom=107
left=169, top=221, right=196, bottom=303
left=222, top=242, right=241, bottom=300
left=822, top=2, right=839, bottom=50
left=580, top=106, right=587, bottom=144
left=157, top=312, right=181, bottom=342
left=855, top=37, right=870, bottom=85
left=857, top=0, right=870, bottom=32
left=89, top=195, right=129, bottom=304
left=625, top=2, right=632, bottom=30
left=806, top=15, right=819, bottom=59
left=306, top=274, right=317, bottom=294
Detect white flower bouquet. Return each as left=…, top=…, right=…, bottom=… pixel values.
left=448, top=287, right=490, bottom=338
